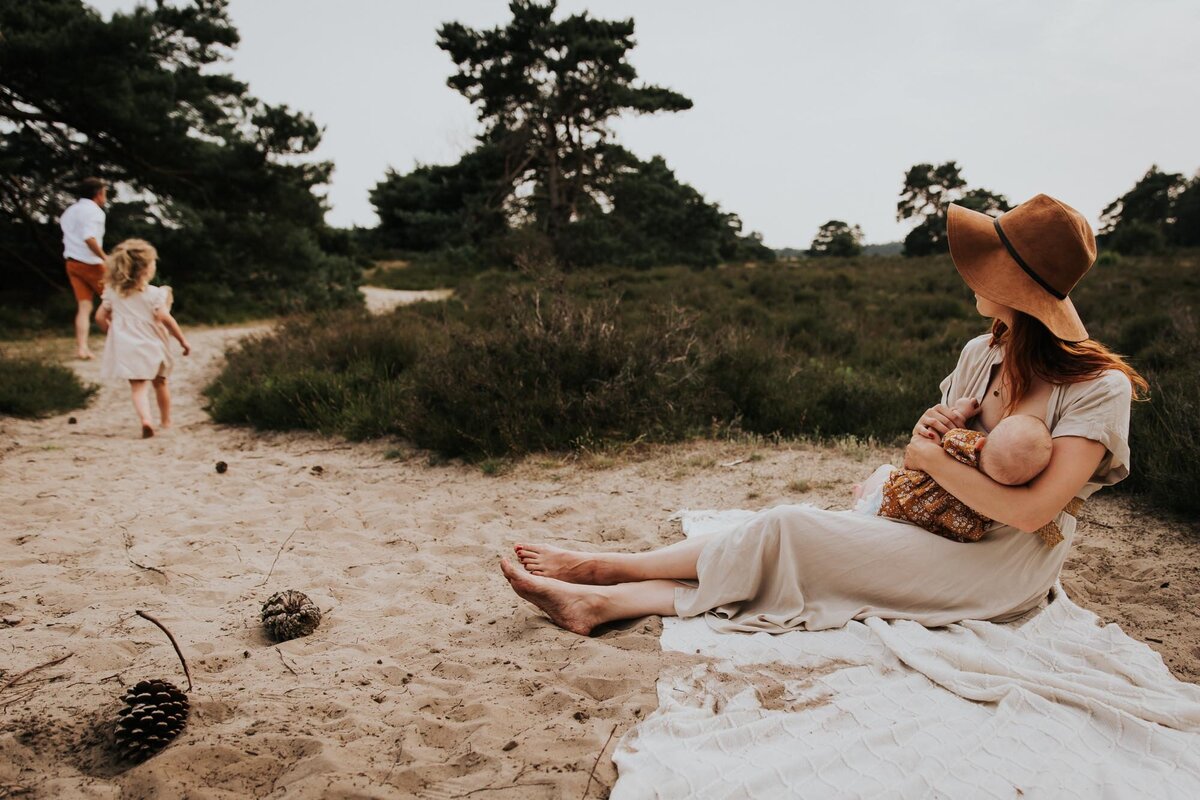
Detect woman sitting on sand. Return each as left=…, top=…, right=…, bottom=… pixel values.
left=500, top=194, right=1147, bottom=636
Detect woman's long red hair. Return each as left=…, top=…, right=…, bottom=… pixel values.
left=990, top=314, right=1149, bottom=412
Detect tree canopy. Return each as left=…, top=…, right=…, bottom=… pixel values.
left=896, top=162, right=1010, bottom=257
left=0, top=0, right=359, bottom=319
left=369, top=144, right=510, bottom=252
left=371, top=0, right=769, bottom=268
left=437, top=0, right=692, bottom=239
left=1098, top=165, right=1197, bottom=254
left=808, top=220, right=863, bottom=258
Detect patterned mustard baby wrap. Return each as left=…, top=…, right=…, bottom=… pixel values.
left=879, top=428, right=1070, bottom=546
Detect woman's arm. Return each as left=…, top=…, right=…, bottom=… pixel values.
left=913, top=401, right=974, bottom=441
left=904, top=434, right=1106, bottom=532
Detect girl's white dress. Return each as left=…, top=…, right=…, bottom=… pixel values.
left=99, top=284, right=173, bottom=380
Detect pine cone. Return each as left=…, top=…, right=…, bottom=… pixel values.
left=261, top=590, right=321, bottom=642
left=114, top=679, right=189, bottom=762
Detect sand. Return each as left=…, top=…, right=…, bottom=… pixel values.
left=1, top=292, right=1197, bottom=798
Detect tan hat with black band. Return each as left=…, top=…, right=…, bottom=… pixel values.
left=947, top=193, right=1096, bottom=342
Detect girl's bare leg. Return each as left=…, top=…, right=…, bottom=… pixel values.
left=514, top=536, right=707, bottom=584
left=499, top=558, right=678, bottom=635
left=153, top=376, right=171, bottom=428
left=129, top=380, right=154, bottom=437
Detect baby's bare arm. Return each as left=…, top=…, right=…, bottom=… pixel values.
left=951, top=396, right=980, bottom=423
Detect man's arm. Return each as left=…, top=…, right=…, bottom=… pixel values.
left=84, top=237, right=106, bottom=262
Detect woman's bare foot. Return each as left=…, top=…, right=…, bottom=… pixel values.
left=513, top=543, right=613, bottom=584
left=76, top=350, right=94, bottom=360
left=141, top=423, right=155, bottom=439
left=499, top=558, right=604, bottom=635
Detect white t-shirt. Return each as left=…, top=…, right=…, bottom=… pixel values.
left=61, top=198, right=106, bottom=264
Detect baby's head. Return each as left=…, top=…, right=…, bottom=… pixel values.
left=106, top=238, right=157, bottom=297
left=977, top=415, right=1052, bottom=486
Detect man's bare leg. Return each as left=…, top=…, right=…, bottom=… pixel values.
left=74, top=299, right=94, bottom=359
left=513, top=535, right=707, bottom=584
left=153, top=376, right=171, bottom=428
left=129, top=380, right=154, bottom=437
left=499, top=558, right=679, bottom=635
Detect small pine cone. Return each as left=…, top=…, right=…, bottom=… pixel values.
left=261, top=590, right=321, bottom=642
left=114, top=679, right=189, bottom=762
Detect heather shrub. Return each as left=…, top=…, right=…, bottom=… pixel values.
left=400, top=290, right=707, bottom=457
left=206, top=251, right=1199, bottom=515
left=204, top=310, right=429, bottom=436
left=0, top=353, right=97, bottom=418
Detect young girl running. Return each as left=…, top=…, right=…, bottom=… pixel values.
left=94, top=239, right=191, bottom=438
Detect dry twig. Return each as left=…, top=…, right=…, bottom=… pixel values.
left=118, top=519, right=167, bottom=578
left=260, top=523, right=303, bottom=587
left=0, top=653, right=73, bottom=692
left=581, top=724, right=618, bottom=799
left=275, top=647, right=298, bottom=676
left=135, top=610, right=193, bottom=691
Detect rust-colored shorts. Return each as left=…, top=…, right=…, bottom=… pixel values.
left=66, top=259, right=105, bottom=301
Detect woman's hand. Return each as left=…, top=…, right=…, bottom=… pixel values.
left=903, top=434, right=943, bottom=472
left=913, top=401, right=973, bottom=441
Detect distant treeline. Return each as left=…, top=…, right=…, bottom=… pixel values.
left=3, top=1, right=1194, bottom=329
left=802, top=161, right=1200, bottom=259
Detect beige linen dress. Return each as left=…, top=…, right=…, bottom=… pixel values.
left=99, top=285, right=173, bottom=381
left=675, top=333, right=1133, bottom=632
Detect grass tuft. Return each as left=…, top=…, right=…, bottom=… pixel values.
left=0, top=353, right=97, bottom=418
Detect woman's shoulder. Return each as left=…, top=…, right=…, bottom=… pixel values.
left=1054, top=369, right=1133, bottom=433
left=1052, top=369, right=1134, bottom=489
left=951, top=332, right=997, bottom=370
left=1061, top=369, right=1132, bottom=404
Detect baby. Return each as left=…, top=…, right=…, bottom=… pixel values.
left=853, top=398, right=1064, bottom=546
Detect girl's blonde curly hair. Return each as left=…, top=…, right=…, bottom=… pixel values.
left=105, top=238, right=158, bottom=297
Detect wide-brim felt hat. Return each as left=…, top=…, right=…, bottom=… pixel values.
left=947, top=193, right=1096, bottom=342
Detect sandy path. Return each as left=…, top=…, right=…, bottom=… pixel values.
left=1, top=291, right=1197, bottom=798
left=360, top=286, right=453, bottom=315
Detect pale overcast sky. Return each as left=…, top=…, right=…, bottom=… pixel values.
left=88, top=1, right=1200, bottom=247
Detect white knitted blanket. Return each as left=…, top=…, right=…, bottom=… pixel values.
left=611, top=509, right=1200, bottom=799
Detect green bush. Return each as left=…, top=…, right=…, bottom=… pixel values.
left=204, top=311, right=427, bottom=437
left=367, top=248, right=485, bottom=291
left=0, top=292, right=78, bottom=340
left=206, top=251, right=1200, bottom=516
left=0, top=353, right=97, bottom=418
left=1126, top=369, right=1200, bottom=514
left=402, top=292, right=707, bottom=457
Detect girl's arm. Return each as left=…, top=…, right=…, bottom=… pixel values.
left=154, top=308, right=191, bottom=356
left=94, top=303, right=110, bottom=332
left=904, top=434, right=1106, bottom=532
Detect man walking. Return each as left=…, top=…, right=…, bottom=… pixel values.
left=60, top=177, right=109, bottom=359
